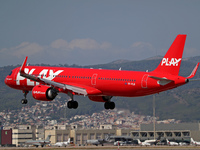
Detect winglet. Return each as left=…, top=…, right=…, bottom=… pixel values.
left=187, top=62, right=200, bottom=79
left=20, top=56, right=28, bottom=74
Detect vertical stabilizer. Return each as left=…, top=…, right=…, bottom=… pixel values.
left=153, top=35, right=187, bottom=75
left=45, top=135, right=51, bottom=141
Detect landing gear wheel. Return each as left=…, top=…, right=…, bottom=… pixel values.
left=21, top=99, right=28, bottom=104
left=109, top=102, right=115, bottom=110
left=104, top=101, right=115, bottom=110
left=67, top=101, right=78, bottom=109
left=104, top=102, right=110, bottom=110
left=67, top=101, right=73, bottom=109
left=73, top=101, right=78, bottom=109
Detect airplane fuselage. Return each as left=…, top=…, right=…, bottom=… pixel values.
left=5, top=66, right=187, bottom=97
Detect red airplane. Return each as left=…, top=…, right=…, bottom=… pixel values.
left=4, top=35, right=199, bottom=110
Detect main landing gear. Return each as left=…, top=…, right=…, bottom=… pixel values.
left=21, top=91, right=28, bottom=104
left=67, top=92, right=78, bottom=109
left=103, top=96, right=115, bottom=110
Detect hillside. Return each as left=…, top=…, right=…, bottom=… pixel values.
left=1, top=56, right=200, bottom=122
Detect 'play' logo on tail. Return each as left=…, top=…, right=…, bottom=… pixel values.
left=161, top=58, right=182, bottom=66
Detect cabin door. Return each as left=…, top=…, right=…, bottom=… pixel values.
left=91, top=74, right=98, bottom=85
left=141, top=74, right=149, bottom=88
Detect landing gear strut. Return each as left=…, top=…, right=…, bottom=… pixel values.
left=67, top=92, right=78, bottom=109
left=103, top=96, right=115, bottom=110
left=21, top=91, right=28, bottom=104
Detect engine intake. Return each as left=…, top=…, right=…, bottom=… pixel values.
left=32, top=85, right=57, bottom=101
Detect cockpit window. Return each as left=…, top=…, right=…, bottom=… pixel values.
left=9, top=71, right=12, bottom=76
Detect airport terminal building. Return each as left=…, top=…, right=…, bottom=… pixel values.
left=131, top=123, right=200, bottom=142
left=45, top=124, right=132, bottom=145
left=3, top=122, right=200, bottom=146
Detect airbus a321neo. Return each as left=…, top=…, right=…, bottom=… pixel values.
left=5, top=35, right=199, bottom=110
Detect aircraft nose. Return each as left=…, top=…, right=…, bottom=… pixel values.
left=4, top=76, right=8, bottom=85
left=4, top=75, right=12, bottom=86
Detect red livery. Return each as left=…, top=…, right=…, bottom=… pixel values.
left=5, top=35, right=199, bottom=109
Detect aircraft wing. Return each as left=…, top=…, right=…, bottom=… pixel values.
left=25, top=140, right=41, bottom=146
left=20, top=57, right=102, bottom=96
left=33, top=143, right=41, bottom=146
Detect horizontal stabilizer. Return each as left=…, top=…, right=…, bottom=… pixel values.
left=188, top=78, right=200, bottom=82
left=149, top=76, right=173, bottom=85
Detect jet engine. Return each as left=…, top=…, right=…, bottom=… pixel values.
left=32, top=85, right=57, bottom=101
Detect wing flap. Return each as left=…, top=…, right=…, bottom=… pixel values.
left=63, top=82, right=102, bottom=95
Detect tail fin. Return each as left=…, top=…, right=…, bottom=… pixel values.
left=45, top=135, right=51, bottom=141
left=137, top=139, right=141, bottom=144
left=105, top=134, right=110, bottom=141
left=153, top=34, right=187, bottom=75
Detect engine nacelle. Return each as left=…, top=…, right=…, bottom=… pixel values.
left=88, top=96, right=112, bottom=102
left=32, top=85, right=57, bottom=101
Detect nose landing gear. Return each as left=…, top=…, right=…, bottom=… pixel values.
left=21, top=91, right=28, bottom=104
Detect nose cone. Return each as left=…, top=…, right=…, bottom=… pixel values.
left=4, top=75, right=13, bottom=87
left=4, top=76, right=8, bottom=85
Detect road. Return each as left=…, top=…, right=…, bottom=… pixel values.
left=1, top=146, right=200, bottom=150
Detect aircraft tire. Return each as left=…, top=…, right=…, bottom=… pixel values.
left=67, top=101, right=73, bottom=109
left=67, top=101, right=78, bottom=109
left=109, top=102, right=115, bottom=109
left=104, top=102, right=115, bottom=110
left=73, top=101, right=78, bottom=109
left=104, top=102, right=110, bottom=109
left=21, top=99, right=28, bottom=104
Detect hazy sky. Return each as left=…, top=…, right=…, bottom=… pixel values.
left=1, top=0, right=200, bottom=66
